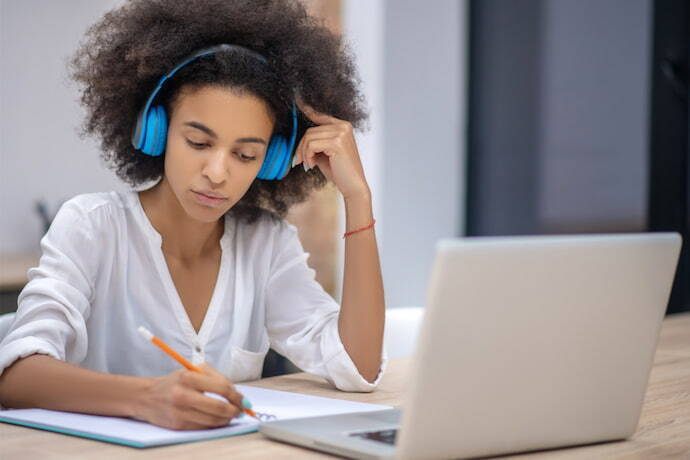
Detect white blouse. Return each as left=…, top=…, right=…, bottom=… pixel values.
left=0, top=191, right=385, bottom=392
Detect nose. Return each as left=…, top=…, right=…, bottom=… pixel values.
left=202, top=149, right=230, bottom=185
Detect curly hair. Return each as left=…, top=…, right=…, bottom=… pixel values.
left=68, top=0, right=368, bottom=223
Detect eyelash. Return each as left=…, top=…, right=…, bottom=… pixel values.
left=185, top=139, right=256, bottom=161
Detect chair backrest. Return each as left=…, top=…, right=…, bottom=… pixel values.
left=0, top=312, right=16, bottom=343
left=383, top=306, right=424, bottom=359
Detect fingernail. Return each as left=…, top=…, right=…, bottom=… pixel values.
left=291, top=154, right=297, bottom=168
left=242, top=397, right=253, bottom=409
left=303, top=161, right=309, bottom=172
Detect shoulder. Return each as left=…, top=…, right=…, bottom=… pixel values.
left=50, top=190, right=135, bottom=235
left=59, top=190, right=130, bottom=215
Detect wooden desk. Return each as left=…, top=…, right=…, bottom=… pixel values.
left=0, top=252, right=39, bottom=291
left=2, top=313, right=689, bottom=459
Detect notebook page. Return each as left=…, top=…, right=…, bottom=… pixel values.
left=0, top=385, right=391, bottom=447
left=238, top=385, right=390, bottom=419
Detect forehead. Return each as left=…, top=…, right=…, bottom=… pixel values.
left=171, top=86, right=275, bottom=137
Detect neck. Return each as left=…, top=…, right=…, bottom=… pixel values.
left=138, top=179, right=224, bottom=263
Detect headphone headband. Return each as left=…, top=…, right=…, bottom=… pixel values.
left=133, top=45, right=270, bottom=143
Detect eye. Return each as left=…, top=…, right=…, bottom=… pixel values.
left=186, top=139, right=208, bottom=149
left=236, top=152, right=257, bottom=162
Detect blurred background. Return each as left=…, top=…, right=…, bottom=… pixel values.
left=1, top=0, right=688, bottom=368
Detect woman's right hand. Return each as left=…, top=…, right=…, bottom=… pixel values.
left=135, top=363, right=246, bottom=430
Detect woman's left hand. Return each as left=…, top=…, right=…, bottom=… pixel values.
left=292, top=101, right=370, bottom=200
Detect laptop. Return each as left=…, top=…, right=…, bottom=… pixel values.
left=259, top=233, right=682, bottom=459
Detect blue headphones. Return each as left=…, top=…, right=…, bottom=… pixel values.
left=131, top=44, right=298, bottom=180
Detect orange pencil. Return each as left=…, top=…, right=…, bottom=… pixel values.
left=137, top=326, right=259, bottom=420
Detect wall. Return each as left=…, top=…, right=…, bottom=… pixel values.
left=467, top=0, right=543, bottom=235
left=468, top=0, right=651, bottom=236
left=0, top=0, right=126, bottom=255
left=539, top=0, right=651, bottom=232
left=380, top=0, right=467, bottom=307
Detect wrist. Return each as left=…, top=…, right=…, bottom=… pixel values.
left=344, top=189, right=372, bottom=213
left=129, top=376, right=156, bottom=420
left=344, top=193, right=374, bottom=234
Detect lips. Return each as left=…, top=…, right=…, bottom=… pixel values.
left=194, top=190, right=227, bottom=199
left=192, top=190, right=228, bottom=208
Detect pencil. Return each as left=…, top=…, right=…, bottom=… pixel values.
left=137, top=326, right=259, bottom=419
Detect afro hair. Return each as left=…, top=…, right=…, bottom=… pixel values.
left=68, top=0, right=369, bottom=223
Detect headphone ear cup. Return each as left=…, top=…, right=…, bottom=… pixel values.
left=141, top=106, right=158, bottom=156
left=258, top=136, right=281, bottom=180
left=152, top=105, right=168, bottom=157
left=251, top=102, right=299, bottom=180
left=272, top=134, right=293, bottom=180
left=141, top=105, right=167, bottom=156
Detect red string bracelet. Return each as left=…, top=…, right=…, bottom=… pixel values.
left=343, top=219, right=376, bottom=238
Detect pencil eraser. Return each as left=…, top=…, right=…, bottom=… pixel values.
left=137, top=326, right=153, bottom=341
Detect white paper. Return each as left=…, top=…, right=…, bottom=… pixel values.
left=0, top=385, right=391, bottom=447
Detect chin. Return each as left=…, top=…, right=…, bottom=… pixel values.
left=194, top=212, right=225, bottom=223
left=184, top=190, right=233, bottom=221
left=184, top=201, right=230, bottom=223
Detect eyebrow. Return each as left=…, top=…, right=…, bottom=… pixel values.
left=183, top=121, right=267, bottom=145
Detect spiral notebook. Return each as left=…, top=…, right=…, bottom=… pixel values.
left=0, top=385, right=391, bottom=448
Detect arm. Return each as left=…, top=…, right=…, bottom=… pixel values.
left=0, top=354, right=245, bottom=430
left=263, top=217, right=383, bottom=392
left=338, top=190, right=385, bottom=382
left=293, top=101, right=386, bottom=384
left=0, top=354, right=147, bottom=417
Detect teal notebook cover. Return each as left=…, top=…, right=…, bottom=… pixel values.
left=0, top=409, right=259, bottom=448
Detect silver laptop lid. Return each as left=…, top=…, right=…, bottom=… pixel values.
left=396, top=233, right=681, bottom=459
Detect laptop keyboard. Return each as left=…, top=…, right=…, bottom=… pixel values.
left=349, top=428, right=398, bottom=445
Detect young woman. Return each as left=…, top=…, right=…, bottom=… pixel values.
left=0, top=0, right=385, bottom=430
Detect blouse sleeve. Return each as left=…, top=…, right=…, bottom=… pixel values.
left=0, top=199, right=98, bottom=377
left=264, top=220, right=387, bottom=392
